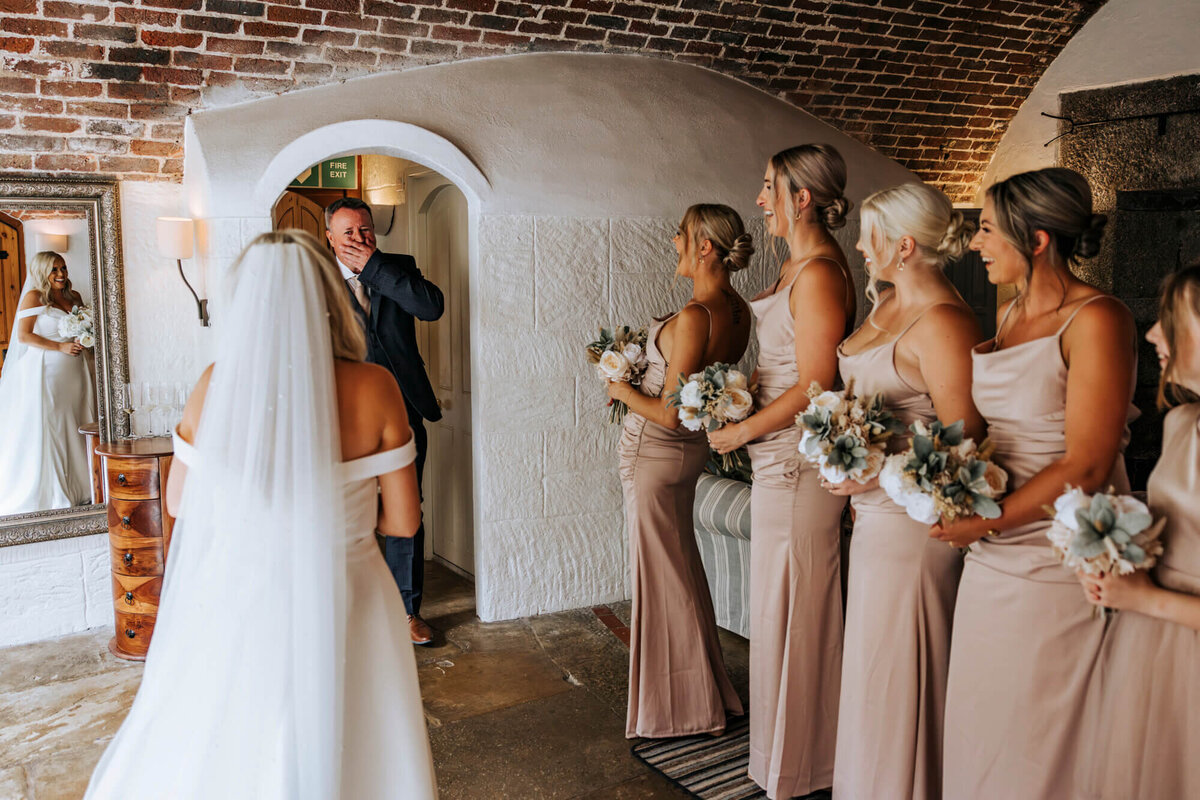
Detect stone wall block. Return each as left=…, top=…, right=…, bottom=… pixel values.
left=479, top=432, right=544, bottom=521
left=610, top=217, right=674, bottom=274
left=535, top=217, right=608, bottom=331
left=544, top=468, right=622, bottom=518
left=478, top=376, right=575, bottom=434
left=545, top=422, right=620, bottom=473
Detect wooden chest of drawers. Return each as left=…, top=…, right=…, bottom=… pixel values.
left=96, top=437, right=175, bottom=661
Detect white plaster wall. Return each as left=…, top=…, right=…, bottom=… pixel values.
left=0, top=533, right=110, bottom=647
left=980, top=0, right=1200, bottom=196
left=177, top=53, right=912, bottom=622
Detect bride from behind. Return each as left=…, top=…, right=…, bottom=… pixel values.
left=85, top=231, right=437, bottom=799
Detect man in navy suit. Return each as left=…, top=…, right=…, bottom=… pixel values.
left=325, top=197, right=443, bottom=645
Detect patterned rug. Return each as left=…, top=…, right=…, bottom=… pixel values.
left=630, top=716, right=833, bottom=800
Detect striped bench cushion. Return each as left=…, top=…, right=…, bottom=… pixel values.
left=694, top=473, right=752, bottom=542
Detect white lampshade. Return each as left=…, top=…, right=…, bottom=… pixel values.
left=37, top=232, right=69, bottom=253
left=156, top=216, right=195, bottom=260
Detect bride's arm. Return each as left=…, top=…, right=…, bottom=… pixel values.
left=165, top=364, right=213, bottom=517
left=606, top=305, right=708, bottom=430
left=15, top=292, right=80, bottom=355
left=374, top=371, right=421, bottom=538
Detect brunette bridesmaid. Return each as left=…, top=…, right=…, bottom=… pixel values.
left=708, top=145, right=855, bottom=798
left=1075, top=262, right=1200, bottom=799
left=608, top=204, right=753, bottom=739
left=930, top=168, right=1137, bottom=799
left=823, top=183, right=981, bottom=800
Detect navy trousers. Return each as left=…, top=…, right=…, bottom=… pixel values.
left=384, top=405, right=427, bottom=616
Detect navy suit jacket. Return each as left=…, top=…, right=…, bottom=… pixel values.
left=354, top=249, right=444, bottom=423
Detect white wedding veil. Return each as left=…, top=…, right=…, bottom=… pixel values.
left=85, top=233, right=347, bottom=799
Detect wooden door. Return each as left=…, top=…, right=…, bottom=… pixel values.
left=0, top=211, right=26, bottom=376
left=415, top=182, right=474, bottom=577
left=945, top=209, right=996, bottom=339
left=272, top=190, right=327, bottom=243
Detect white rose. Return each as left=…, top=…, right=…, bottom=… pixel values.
left=724, top=370, right=748, bottom=391
left=598, top=350, right=630, bottom=380
left=678, top=406, right=704, bottom=431
left=722, top=388, right=753, bottom=422
left=819, top=460, right=849, bottom=485
left=878, top=454, right=909, bottom=500
left=980, top=462, right=1008, bottom=498
left=904, top=491, right=940, bottom=525
left=679, top=380, right=704, bottom=409
left=621, top=342, right=644, bottom=365
left=1053, top=487, right=1091, bottom=531
left=1109, top=493, right=1150, bottom=517
left=79, top=333, right=95, bottom=348
left=811, top=390, right=847, bottom=417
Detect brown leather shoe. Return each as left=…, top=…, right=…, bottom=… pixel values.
left=408, top=614, right=434, bottom=646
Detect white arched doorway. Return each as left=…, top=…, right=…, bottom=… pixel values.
left=248, top=122, right=487, bottom=580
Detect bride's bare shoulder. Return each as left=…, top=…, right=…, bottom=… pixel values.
left=335, top=360, right=405, bottom=408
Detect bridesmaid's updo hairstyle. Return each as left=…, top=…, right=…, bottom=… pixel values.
left=230, top=230, right=366, bottom=361
left=987, top=167, right=1106, bottom=272
left=29, top=250, right=69, bottom=306
left=769, top=144, right=852, bottom=231
left=859, top=182, right=973, bottom=303
left=682, top=204, right=754, bottom=273
left=1156, top=260, right=1200, bottom=409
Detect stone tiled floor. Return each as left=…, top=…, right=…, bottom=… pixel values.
left=0, top=562, right=750, bottom=799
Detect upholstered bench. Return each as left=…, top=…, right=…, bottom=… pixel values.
left=693, top=473, right=753, bottom=639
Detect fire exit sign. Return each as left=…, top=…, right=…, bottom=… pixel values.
left=289, top=157, right=358, bottom=189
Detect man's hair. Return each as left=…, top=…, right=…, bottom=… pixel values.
left=324, top=196, right=373, bottom=230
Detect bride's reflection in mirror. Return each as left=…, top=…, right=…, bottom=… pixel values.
left=0, top=245, right=97, bottom=515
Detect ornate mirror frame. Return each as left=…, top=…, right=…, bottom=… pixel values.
left=0, top=175, right=128, bottom=547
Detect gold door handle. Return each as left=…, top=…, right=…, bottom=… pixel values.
left=437, top=396, right=451, bottom=410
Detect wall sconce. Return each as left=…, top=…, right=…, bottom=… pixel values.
left=37, top=232, right=70, bottom=253
left=156, top=216, right=209, bottom=327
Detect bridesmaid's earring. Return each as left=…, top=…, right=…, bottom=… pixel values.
left=899, top=259, right=906, bottom=271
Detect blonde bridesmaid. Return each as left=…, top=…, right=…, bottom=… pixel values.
left=1076, top=262, right=1200, bottom=799
left=931, top=168, right=1137, bottom=799
left=823, top=183, right=981, bottom=800
left=709, top=144, right=855, bottom=798
left=608, top=204, right=753, bottom=739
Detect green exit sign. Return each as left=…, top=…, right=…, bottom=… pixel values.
left=289, top=157, right=358, bottom=189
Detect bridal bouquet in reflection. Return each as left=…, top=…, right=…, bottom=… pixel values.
left=1045, top=487, right=1165, bottom=576
left=58, top=304, right=95, bottom=348
left=796, top=380, right=904, bottom=484
left=879, top=419, right=1007, bottom=524
left=666, top=363, right=753, bottom=472
left=585, top=325, right=649, bottom=423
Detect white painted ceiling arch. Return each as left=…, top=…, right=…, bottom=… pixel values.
left=252, top=119, right=491, bottom=217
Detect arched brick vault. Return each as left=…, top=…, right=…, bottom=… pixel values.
left=0, top=0, right=1104, bottom=202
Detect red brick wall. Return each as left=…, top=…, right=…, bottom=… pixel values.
left=0, top=0, right=1104, bottom=201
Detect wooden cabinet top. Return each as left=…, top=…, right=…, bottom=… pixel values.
left=96, top=437, right=174, bottom=458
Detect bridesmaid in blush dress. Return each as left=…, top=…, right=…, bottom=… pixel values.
left=1075, top=262, right=1200, bottom=800
left=709, top=145, right=856, bottom=799
left=823, top=183, right=982, bottom=800
left=930, top=168, right=1138, bottom=800
left=608, top=204, right=753, bottom=739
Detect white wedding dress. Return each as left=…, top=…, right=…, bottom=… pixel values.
left=84, top=237, right=437, bottom=800
left=0, top=303, right=95, bottom=515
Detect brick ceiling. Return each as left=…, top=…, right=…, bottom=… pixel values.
left=0, top=0, right=1106, bottom=202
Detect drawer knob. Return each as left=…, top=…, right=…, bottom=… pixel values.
left=121, top=515, right=131, bottom=529
left=125, top=628, right=136, bottom=639
left=124, top=591, right=133, bottom=605
left=123, top=552, right=133, bottom=565
left=117, top=473, right=128, bottom=486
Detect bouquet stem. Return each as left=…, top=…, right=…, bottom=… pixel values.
left=609, top=400, right=630, bottom=424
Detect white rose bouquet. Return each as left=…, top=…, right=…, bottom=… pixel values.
left=796, top=379, right=905, bottom=485
left=584, top=325, right=650, bottom=423
left=1045, top=487, right=1165, bottom=577
left=878, top=419, right=1008, bottom=525
left=665, top=362, right=754, bottom=471
left=57, top=304, right=95, bottom=349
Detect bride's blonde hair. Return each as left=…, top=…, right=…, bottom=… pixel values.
left=859, top=183, right=973, bottom=304
left=28, top=251, right=69, bottom=306
left=231, top=230, right=366, bottom=361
